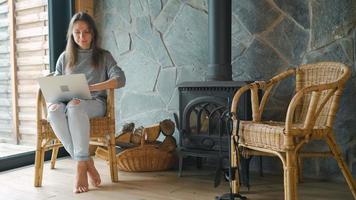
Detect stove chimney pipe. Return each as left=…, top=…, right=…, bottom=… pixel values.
left=207, top=0, right=232, bottom=81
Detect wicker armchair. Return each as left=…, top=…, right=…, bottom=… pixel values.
left=230, top=62, right=355, bottom=200
left=34, top=87, right=118, bottom=187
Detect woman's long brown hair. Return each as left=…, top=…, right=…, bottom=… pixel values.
left=65, top=12, right=103, bottom=69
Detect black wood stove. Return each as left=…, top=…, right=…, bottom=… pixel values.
left=175, top=81, right=251, bottom=177
left=174, top=2, right=253, bottom=194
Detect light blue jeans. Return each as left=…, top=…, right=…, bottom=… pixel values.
left=47, top=99, right=106, bottom=161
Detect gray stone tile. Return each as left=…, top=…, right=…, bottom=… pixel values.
left=164, top=4, right=208, bottom=66
left=304, top=41, right=353, bottom=67
left=131, top=33, right=155, bottom=60
left=116, top=0, right=131, bottom=23
left=157, top=67, right=177, bottom=104
left=232, top=14, right=252, bottom=46
left=99, top=31, right=119, bottom=56
left=232, top=38, right=287, bottom=81
left=153, top=0, right=181, bottom=34
left=135, top=18, right=173, bottom=67
left=120, top=92, right=166, bottom=120
left=148, top=0, right=162, bottom=19
left=339, top=38, right=354, bottom=63
left=150, top=31, right=174, bottom=67
left=176, top=65, right=206, bottom=84
left=167, top=88, right=179, bottom=111
left=233, top=0, right=280, bottom=34
left=136, top=16, right=154, bottom=39
left=117, top=51, right=160, bottom=93
left=264, top=17, right=309, bottom=65
left=130, top=0, right=150, bottom=18
left=97, top=12, right=131, bottom=34
left=162, top=0, right=169, bottom=7
left=274, top=0, right=310, bottom=29
left=113, top=31, right=131, bottom=55
left=310, top=0, right=356, bottom=49
left=186, top=0, right=208, bottom=12
left=231, top=38, right=247, bottom=61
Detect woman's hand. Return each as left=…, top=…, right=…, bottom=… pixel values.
left=89, top=79, right=118, bottom=91
left=89, top=84, right=98, bottom=91
left=89, top=84, right=103, bottom=92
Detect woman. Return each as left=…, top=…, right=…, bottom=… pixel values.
left=47, top=12, right=125, bottom=193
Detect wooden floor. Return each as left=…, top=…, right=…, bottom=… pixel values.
left=0, top=158, right=353, bottom=200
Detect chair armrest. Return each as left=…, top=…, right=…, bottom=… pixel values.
left=231, top=68, right=295, bottom=122
left=285, top=81, right=341, bottom=134
left=106, top=88, right=115, bottom=118
left=36, top=73, right=54, bottom=122
left=36, top=88, right=47, bottom=123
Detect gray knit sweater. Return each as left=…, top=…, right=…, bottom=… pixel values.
left=55, top=49, right=126, bottom=102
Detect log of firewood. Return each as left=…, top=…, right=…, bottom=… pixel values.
left=159, top=119, right=175, bottom=136
left=95, top=146, right=109, bottom=161
left=158, top=136, right=177, bottom=152
left=122, top=122, right=135, bottom=132
left=131, top=126, right=143, bottom=145
left=143, top=123, right=161, bottom=143
left=115, top=131, right=132, bottom=144
left=115, top=142, right=139, bottom=149
left=115, top=122, right=135, bottom=145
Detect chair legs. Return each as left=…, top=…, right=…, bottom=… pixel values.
left=284, top=151, right=298, bottom=200
left=108, top=133, right=118, bottom=182
left=326, top=134, right=356, bottom=199
left=50, top=140, right=60, bottom=169
left=34, top=141, right=45, bottom=187
left=231, top=135, right=241, bottom=195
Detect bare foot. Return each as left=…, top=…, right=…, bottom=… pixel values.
left=87, top=158, right=101, bottom=187
left=74, top=161, right=89, bottom=193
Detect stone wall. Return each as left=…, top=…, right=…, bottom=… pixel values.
left=94, top=0, right=356, bottom=180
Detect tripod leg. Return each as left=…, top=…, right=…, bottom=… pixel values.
left=259, top=156, right=264, bottom=177
left=240, top=156, right=251, bottom=189
left=178, top=154, right=183, bottom=177
left=215, top=114, right=247, bottom=200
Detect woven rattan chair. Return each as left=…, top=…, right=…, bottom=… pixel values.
left=230, top=62, right=356, bottom=200
left=34, top=86, right=118, bottom=187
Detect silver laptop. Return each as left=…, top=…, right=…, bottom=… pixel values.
left=38, top=74, right=92, bottom=103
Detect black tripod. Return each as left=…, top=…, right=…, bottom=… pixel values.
left=215, top=112, right=247, bottom=200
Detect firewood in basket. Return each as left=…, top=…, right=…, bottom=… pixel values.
left=115, top=122, right=135, bottom=144
left=95, top=146, right=109, bottom=161
left=122, top=122, right=135, bottom=132
left=115, top=142, right=138, bottom=149
left=131, top=126, right=143, bottom=145
left=143, top=123, right=161, bottom=143
left=160, top=119, right=175, bottom=136
left=115, top=131, right=132, bottom=144
left=158, top=136, right=177, bottom=152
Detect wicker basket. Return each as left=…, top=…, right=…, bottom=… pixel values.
left=116, top=126, right=176, bottom=172
left=117, top=144, right=177, bottom=172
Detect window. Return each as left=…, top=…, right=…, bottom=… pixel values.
left=0, top=0, right=50, bottom=169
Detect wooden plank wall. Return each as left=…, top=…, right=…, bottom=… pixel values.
left=16, top=0, right=48, bottom=145
left=0, top=0, right=48, bottom=145
left=0, top=0, right=12, bottom=143
left=76, top=0, right=93, bottom=16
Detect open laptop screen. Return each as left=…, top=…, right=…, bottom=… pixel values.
left=38, top=74, right=92, bottom=103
